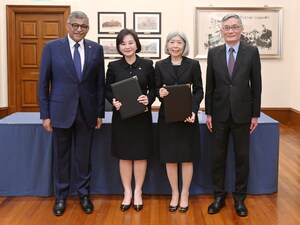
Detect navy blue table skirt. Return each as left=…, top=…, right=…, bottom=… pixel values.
left=0, top=112, right=279, bottom=196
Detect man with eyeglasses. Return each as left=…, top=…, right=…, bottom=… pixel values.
left=205, top=14, right=262, bottom=217
left=38, top=11, right=105, bottom=216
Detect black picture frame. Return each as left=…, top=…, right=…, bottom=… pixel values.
left=138, top=37, right=161, bottom=59
left=133, top=12, right=161, bottom=34
left=98, top=37, right=121, bottom=59
left=98, top=12, right=126, bottom=34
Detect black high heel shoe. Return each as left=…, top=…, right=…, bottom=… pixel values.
left=179, top=206, right=189, bottom=213
left=120, top=204, right=131, bottom=212
left=133, top=204, right=143, bottom=212
left=168, top=205, right=178, bottom=212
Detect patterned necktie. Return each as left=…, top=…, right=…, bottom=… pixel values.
left=74, top=43, right=82, bottom=79
left=228, top=47, right=235, bottom=77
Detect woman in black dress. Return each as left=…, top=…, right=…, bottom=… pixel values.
left=105, top=29, right=155, bottom=212
left=155, top=30, right=203, bottom=213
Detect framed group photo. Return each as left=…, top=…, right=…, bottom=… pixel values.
left=98, top=37, right=121, bottom=59
left=133, top=12, right=161, bottom=34
left=195, top=7, right=283, bottom=59
left=138, top=37, right=161, bottom=59
left=98, top=12, right=126, bottom=34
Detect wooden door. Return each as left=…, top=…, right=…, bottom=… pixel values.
left=6, top=6, right=70, bottom=113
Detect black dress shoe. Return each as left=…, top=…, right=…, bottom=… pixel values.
left=168, top=205, right=178, bottom=212
left=80, top=195, right=94, bottom=214
left=208, top=196, right=225, bottom=214
left=235, top=201, right=248, bottom=217
left=179, top=206, right=189, bottom=213
left=133, top=204, right=143, bottom=212
left=120, top=204, right=131, bottom=212
left=53, top=199, right=66, bottom=216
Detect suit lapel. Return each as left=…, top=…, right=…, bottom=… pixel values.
left=176, top=57, right=190, bottom=80
left=163, top=57, right=177, bottom=81
left=82, top=40, right=93, bottom=80
left=60, top=37, right=79, bottom=81
left=231, top=43, right=246, bottom=80
left=218, top=45, right=230, bottom=80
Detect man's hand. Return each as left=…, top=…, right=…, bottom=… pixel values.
left=206, top=115, right=213, bottom=132
left=42, top=119, right=52, bottom=132
left=250, top=117, right=258, bottom=134
left=95, top=118, right=102, bottom=129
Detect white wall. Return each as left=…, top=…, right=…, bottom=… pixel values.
left=0, top=0, right=299, bottom=111
left=291, top=1, right=300, bottom=111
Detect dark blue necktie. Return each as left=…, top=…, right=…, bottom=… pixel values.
left=74, top=43, right=82, bottom=79
left=228, top=47, right=235, bottom=77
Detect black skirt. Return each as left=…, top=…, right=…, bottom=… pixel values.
left=111, top=109, right=154, bottom=160
left=157, top=115, right=201, bottom=163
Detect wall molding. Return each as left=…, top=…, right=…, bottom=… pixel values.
left=261, top=107, right=300, bottom=127
left=0, top=107, right=8, bottom=119
left=261, top=107, right=291, bottom=123
left=290, top=108, right=300, bottom=127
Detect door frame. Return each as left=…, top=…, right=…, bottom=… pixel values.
left=6, top=5, right=70, bottom=114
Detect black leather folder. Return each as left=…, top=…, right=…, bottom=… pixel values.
left=111, top=76, right=147, bottom=119
left=164, top=84, right=192, bottom=122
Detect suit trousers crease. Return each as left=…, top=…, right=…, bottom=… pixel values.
left=212, top=116, right=250, bottom=197
left=52, top=102, right=94, bottom=200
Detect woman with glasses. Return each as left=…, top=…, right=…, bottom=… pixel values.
left=155, top=30, right=203, bottom=213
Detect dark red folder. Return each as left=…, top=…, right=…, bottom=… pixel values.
left=164, top=84, right=192, bottom=122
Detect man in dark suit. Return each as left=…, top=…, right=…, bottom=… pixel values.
left=205, top=14, right=262, bottom=217
left=38, top=11, right=105, bottom=216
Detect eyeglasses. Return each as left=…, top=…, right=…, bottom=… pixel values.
left=222, top=25, right=242, bottom=32
left=68, top=23, right=89, bottom=31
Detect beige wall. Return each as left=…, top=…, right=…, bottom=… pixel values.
left=291, top=1, right=300, bottom=111
left=0, top=0, right=298, bottom=111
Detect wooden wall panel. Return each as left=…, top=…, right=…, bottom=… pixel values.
left=290, top=109, right=300, bottom=128
left=43, top=20, right=61, bottom=38
left=20, top=21, right=37, bottom=38
left=0, top=108, right=8, bottom=119
left=21, top=79, right=38, bottom=107
left=261, top=108, right=290, bottom=123
left=20, top=43, right=38, bottom=67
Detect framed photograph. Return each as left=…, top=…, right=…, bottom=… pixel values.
left=133, top=12, right=161, bottom=34
left=98, top=12, right=126, bottom=34
left=195, top=7, right=283, bottom=59
left=138, top=37, right=161, bottom=59
left=98, top=37, right=121, bottom=59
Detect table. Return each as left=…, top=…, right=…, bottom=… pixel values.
left=0, top=112, right=279, bottom=196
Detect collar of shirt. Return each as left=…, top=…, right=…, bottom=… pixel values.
left=68, top=34, right=84, bottom=51
left=120, top=55, right=141, bottom=69
left=226, top=42, right=240, bottom=62
left=68, top=34, right=85, bottom=68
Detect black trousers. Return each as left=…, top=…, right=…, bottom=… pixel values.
left=52, top=103, right=95, bottom=200
left=212, top=116, right=250, bottom=198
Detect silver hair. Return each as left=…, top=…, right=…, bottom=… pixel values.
left=164, top=30, right=190, bottom=56
left=221, top=14, right=243, bottom=26
left=67, top=11, right=89, bottom=24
